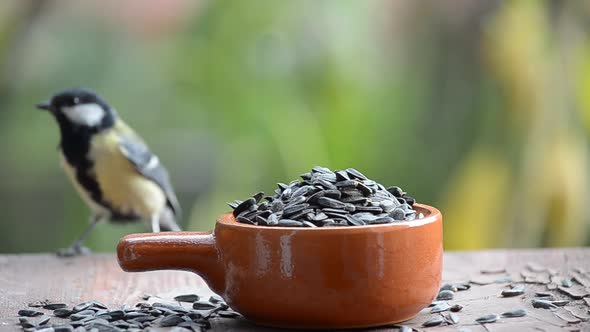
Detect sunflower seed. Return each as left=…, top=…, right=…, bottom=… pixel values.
left=20, top=321, right=35, bottom=329
left=173, top=294, right=200, bottom=303
left=346, top=168, right=367, bottom=180
left=551, top=300, right=570, bottom=306
left=445, top=312, right=459, bottom=324
left=501, top=287, right=525, bottom=297
left=387, top=186, right=404, bottom=197
left=159, top=314, right=185, bottom=327
left=561, top=278, right=573, bottom=288
left=355, top=206, right=383, bottom=213
left=430, top=302, right=450, bottom=313
left=278, top=219, right=304, bottom=227
left=251, top=191, right=264, bottom=203
left=389, top=208, right=405, bottom=220
left=38, top=316, right=51, bottom=325
left=218, top=310, right=242, bottom=318
left=312, top=212, right=328, bottom=221
left=422, top=316, right=444, bottom=327
left=53, top=309, right=73, bottom=318
left=501, top=309, right=527, bottom=318
left=283, top=204, right=309, bottom=216
left=475, top=314, right=499, bottom=324
left=450, top=304, right=463, bottom=312
left=35, top=328, right=55, bottom=332
left=43, top=303, right=67, bottom=310
left=335, top=170, right=350, bottom=181
left=334, top=180, right=357, bottom=189
left=367, top=217, right=394, bottom=224
left=236, top=215, right=254, bottom=224
left=345, top=215, right=365, bottom=226
left=437, top=290, right=454, bottom=300
left=398, top=326, right=412, bottom=332
left=317, top=197, right=346, bottom=209
left=18, top=310, right=44, bottom=317
left=232, top=198, right=256, bottom=217
left=532, top=299, right=558, bottom=309
left=341, top=196, right=368, bottom=204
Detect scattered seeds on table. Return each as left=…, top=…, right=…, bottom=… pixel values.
left=501, top=286, right=525, bottom=297
left=35, top=328, right=54, bottom=332
left=43, top=303, right=67, bottom=310
left=430, top=302, right=450, bottom=313
left=550, top=300, right=570, bottom=307
left=444, top=312, right=460, bottom=325
left=475, top=314, right=499, bottom=324
left=422, top=316, right=444, bottom=327
left=159, top=314, right=185, bottom=327
left=454, top=283, right=471, bottom=291
left=439, top=283, right=454, bottom=291
left=217, top=310, right=242, bottom=318
left=53, top=325, right=74, bottom=332
left=192, top=301, right=217, bottom=310
left=38, top=316, right=50, bottom=326
left=501, top=309, right=527, bottom=318
left=53, top=309, right=73, bottom=318
left=436, top=290, right=454, bottom=300
left=480, top=268, right=507, bottom=274
left=450, top=304, right=464, bottom=312
left=17, top=293, right=239, bottom=332
left=173, top=294, right=200, bottom=303
left=18, top=310, right=44, bottom=317
left=532, top=299, right=558, bottom=309
left=28, top=300, right=48, bottom=308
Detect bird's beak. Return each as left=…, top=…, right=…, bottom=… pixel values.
left=36, top=101, right=51, bottom=111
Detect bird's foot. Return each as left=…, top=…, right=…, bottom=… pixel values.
left=56, top=244, right=91, bottom=257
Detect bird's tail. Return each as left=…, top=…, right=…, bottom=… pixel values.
left=159, top=207, right=182, bottom=231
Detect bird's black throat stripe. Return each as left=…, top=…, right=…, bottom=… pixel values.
left=57, top=113, right=140, bottom=221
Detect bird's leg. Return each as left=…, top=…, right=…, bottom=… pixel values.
left=151, top=214, right=161, bottom=233
left=57, top=215, right=102, bottom=257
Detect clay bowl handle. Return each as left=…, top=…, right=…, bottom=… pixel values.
left=117, top=232, right=225, bottom=293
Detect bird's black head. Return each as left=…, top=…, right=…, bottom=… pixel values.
left=37, top=88, right=116, bottom=131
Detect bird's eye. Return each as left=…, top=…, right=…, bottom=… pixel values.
left=73, top=97, right=80, bottom=104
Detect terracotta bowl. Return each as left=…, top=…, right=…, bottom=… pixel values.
left=117, top=203, right=443, bottom=329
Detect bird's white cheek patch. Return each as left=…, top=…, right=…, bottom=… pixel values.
left=62, top=103, right=105, bottom=127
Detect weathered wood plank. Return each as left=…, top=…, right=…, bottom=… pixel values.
left=0, top=249, right=588, bottom=331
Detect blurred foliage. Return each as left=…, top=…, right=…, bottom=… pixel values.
left=0, top=0, right=589, bottom=253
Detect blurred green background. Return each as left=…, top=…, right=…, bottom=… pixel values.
left=0, top=0, right=589, bottom=253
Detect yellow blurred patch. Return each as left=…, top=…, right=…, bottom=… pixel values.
left=440, top=149, right=510, bottom=250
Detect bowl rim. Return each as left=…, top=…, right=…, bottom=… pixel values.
left=216, top=203, right=441, bottom=233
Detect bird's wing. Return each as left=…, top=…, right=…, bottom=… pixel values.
left=116, top=123, right=182, bottom=218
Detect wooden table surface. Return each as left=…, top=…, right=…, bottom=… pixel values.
left=1, top=249, right=589, bottom=331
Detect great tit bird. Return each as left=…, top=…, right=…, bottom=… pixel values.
left=37, top=88, right=182, bottom=256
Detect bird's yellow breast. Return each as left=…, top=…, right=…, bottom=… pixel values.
left=60, top=130, right=166, bottom=219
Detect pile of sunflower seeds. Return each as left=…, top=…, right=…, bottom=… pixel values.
left=229, top=166, right=421, bottom=227
left=17, top=295, right=240, bottom=332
